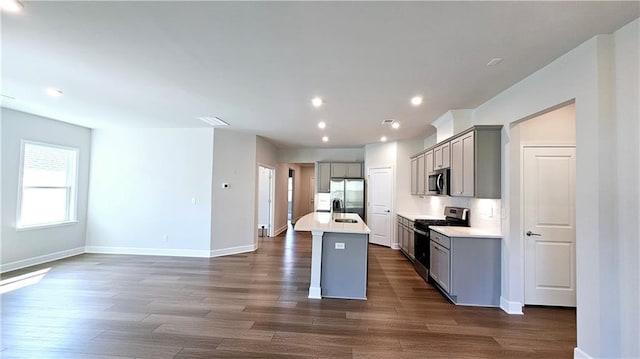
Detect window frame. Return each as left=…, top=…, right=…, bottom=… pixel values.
left=16, top=140, right=80, bottom=231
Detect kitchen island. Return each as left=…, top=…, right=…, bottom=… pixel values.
left=294, top=212, right=371, bottom=300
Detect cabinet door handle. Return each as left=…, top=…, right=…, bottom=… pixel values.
left=526, top=230, right=542, bottom=236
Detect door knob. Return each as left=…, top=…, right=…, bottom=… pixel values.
left=526, top=231, right=541, bottom=236
left=385, top=210, right=391, bottom=213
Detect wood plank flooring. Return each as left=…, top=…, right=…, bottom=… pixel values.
left=1, top=227, right=576, bottom=358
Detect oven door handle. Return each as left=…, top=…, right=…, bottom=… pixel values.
left=413, top=228, right=428, bottom=236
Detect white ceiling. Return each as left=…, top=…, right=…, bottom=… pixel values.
left=2, top=2, right=638, bottom=148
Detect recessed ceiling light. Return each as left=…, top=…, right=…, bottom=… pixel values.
left=311, top=97, right=323, bottom=108
left=197, top=116, right=230, bottom=126
left=318, top=121, right=326, bottom=129
left=411, top=96, right=423, bottom=106
left=45, top=88, right=63, bottom=97
left=380, top=136, right=387, bottom=142
left=391, top=122, right=400, bottom=129
left=0, top=0, right=24, bottom=13
left=487, top=57, right=503, bottom=66
left=322, top=136, right=329, bottom=142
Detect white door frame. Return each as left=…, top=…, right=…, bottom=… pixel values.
left=258, top=164, right=276, bottom=237
left=520, top=144, right=576, bottom=306
left=367, top=165, right=395, bottom=247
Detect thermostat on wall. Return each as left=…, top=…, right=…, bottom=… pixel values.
left=221, top=183, right=229, bottom=189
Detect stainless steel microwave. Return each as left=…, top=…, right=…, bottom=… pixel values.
left=428, top=169, right=450, bottom=195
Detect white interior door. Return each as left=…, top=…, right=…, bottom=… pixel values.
left=368, top=167, right=392, bottom=247
left=524, top=146, right=576, bottom=306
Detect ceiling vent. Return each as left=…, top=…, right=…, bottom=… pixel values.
left=381, top=119, right=395, bottom=125
left=197, top=116, right=229, bottom=126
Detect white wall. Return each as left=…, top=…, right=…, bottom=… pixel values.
left=277, top=147, right=364, bottom=163
left=1, top=109, right=91, bottom=271
left=468, top=18, right=639, bottom=357
left=211, top=129, right=257, bottom=254
left=613, top=19, right=639, bottom=358
left=86, top=128, right=213, bottom=257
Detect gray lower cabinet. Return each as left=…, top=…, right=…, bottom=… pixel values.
left=321, top=232, right=368, bottom=299
left=397, top=215, right=414, bottom=261
left=429, top=230, right=501, bottom=306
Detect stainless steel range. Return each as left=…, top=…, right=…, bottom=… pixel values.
left=413, top=207, right=469, bottom=282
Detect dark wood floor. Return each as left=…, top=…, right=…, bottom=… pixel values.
left=1, top=227, right=576, bottom=358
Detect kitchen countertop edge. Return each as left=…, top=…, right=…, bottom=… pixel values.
left=396, top=212, right=445, bottom=221
left=294, top=212, right=371, bottom=234
left=430, top=226, right=502, bottom=239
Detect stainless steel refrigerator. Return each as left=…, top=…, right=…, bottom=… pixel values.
left=329, top=178, right=365, bottom=220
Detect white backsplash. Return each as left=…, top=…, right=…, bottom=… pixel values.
left=419, top=196, right=501, bottom=232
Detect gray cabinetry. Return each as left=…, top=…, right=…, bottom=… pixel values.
left=316, top=162, right=364, bottom=193
left=429, top=230, right=501, bottom=307
left=316, top=162, right=331, bottom=193
left=450, top=126, right=501, bottom=198
left=410, top=157, right=418, bottom=195
left=433, top=142, right=450, bottom=170
left=397, top=215, right=414, bottom=261
left=424, top=150, right=434, bottom=176
left=417, top=154, right=426, bottom=195
left=331, top=162, right=362, bottom=178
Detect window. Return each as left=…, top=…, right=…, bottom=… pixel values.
left=17, top=141, right=79, bottom=229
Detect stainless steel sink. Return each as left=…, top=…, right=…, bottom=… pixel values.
left=334, top=218, right=358, bottom=223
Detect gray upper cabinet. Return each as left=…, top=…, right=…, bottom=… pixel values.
left=433, top=142, right=450, bottom=170
left=411, top=125, right=502, bottom=198
left=450, top=126, right=501, bottom=198
left=424, top=149, right=434, bottom=176
left=330, top=162, right=362, bottom=178
left=417, top=154, right=426, bottom=195
left=410, top=157, right=418, bottom=195
left=316, top=162, right=331, bottom=193
left=317, top=162, right=364, bottom=193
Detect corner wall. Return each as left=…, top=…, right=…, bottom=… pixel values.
left=1, top=109, right=91, bottom=272
left=210, top=129, right=258, bottom=255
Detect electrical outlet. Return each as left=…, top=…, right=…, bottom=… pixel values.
left=162, top=235, right=168, bottom=242
left=191, top=197, right=197, bottom=205
left=335, top=242, right=345, bottom=250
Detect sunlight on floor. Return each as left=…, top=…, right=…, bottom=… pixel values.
left=0, top=268, right=50, bottom=294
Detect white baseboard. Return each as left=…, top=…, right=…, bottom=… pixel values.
left=209, top=244, right=257, bottom=258
left=274, top=224, right=288, bottom=236
left=1, top=247, right=85, bottom=273
left=85, top=246, right=211, bottom=258
left=391, top=243, right=400, bottom=250
left=500, top=296, right=524, bottom=315
left=574, top=347, right=593, bottom=359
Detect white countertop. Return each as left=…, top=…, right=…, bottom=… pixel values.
left=396, top=212, right=445, bottom=221
left=294, top=212, right=371, bottom=234
left=430, top=226, right=502, bottom=239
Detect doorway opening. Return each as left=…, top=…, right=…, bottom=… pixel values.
left=510, top=101, right=577, bottom=308
left=288, top=168, right=295, bottom=224
left=258, top=165, right=275, bottom=238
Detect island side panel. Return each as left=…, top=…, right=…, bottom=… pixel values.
left=321, top=232, right=368, bottom=300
